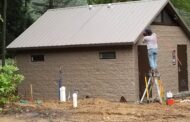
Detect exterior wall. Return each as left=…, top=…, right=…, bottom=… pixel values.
left=133, top=44, right=140, bottom=100
left=137, top=25, right=190, bottom=95
left=16, top=46, right=137, bottom=101
left=15, top=25, right=190, bottom=101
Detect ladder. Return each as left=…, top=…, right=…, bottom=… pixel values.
left=140, top=73, right=165, bottom=104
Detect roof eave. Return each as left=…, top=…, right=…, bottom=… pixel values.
left=7, top=42, right=134, bottom=51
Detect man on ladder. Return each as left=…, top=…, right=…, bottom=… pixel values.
left=141, top=28, right=164, bottom=104
left=143, top=28, right=159, bottom=76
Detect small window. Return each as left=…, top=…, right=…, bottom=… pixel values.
left=99, top=51, right=116, bottom=59
left=31, top=55, right=44, bottom=62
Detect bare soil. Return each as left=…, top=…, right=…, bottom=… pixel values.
left=0, top=98, right=190, bottom=122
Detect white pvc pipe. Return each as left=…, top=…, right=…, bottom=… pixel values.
left=73, top=93, right=77, bottom=108
left=60, top=86, right=66, bottom=102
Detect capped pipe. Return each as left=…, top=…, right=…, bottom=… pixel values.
left=60, top=86, right=66, bottom=102
left=73, top=93, right=77, bottom=108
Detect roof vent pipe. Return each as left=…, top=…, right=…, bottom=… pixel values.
left=107, top=3, right=112, bottom=8
left=89, top=5, right=93, bottom=10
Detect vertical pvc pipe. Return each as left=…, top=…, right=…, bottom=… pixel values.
left=60, top=86, right=66, bottom=102
left=73, top=93, right=77, bottom=108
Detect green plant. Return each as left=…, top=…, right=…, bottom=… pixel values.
left=0, top=59, right=24, bottom=106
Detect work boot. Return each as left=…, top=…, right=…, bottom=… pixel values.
left=148, top=69, right=153, bottom=76
left=154, top=69, right=160, bottom=77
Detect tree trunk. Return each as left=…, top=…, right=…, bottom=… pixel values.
left=23, top=0, right=28, bottom=30
left=49, top=0, right=54, bottom=9
left=2, top=0, right=7, bottom=66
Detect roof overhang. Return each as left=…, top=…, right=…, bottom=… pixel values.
left=8, top=0, right=190, bottom=51
left=7, top=41, right=134, bottom=51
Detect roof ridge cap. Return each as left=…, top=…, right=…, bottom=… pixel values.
left=47, top=0, right=167, bottom=12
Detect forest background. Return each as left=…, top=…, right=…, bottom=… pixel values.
left=0, top=0, right=190, bottom=56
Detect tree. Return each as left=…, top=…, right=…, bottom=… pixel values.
left=0, top=0, right=33, bottom=60
left=171, top=0, right=190, bottom=28
left=87, top=0, right=136, bottom=4
left=0, top=59, right=24, bottom=106
left=31, top=0, right=87, bottom=19
left=171, top=0, right=190, bottom=12
left=49, top=0, right=54, bottom=9
left=2, top=0, right=7, bottom=66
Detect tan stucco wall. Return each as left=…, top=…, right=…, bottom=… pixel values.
left=137, top=25, right=190, bottom=96
left=16, top=46, right=138, bottom=101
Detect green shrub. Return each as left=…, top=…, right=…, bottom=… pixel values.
left=0, top=59, right=24, bottom=106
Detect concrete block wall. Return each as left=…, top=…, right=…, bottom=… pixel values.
left=16, top=46, right=137, bottom=101
left=16, top=25, right=190, bottom=102
left=137, top=25, right=190, bottom=97
left=152, top=25, right=190, bottom=94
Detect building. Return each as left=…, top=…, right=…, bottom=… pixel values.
left=7, top=0, right=190, bottom=101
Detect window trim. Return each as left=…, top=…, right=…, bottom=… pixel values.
left=99, top=51, right=116, bottom=59
left=31, top=54, right=45, bottom=62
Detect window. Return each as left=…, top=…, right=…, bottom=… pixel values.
left=31, top=55, right=44, bottom=62
left=152, top=10, right=176, bottom=25
left=99, top=51, right=116, bottom=59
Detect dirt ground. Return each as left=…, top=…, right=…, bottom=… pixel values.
left=0, top=98, right=190, bottom=122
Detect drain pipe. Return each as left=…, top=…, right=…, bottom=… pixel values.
left=73, top=92, right=77, bottom=108
left=60, top=86, right=66, bottom=102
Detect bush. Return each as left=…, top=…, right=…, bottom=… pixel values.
left=0, top=59, right=24, bottom=106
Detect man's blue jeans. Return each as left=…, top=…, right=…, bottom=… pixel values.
left=148, top=48, right=158, bottom=70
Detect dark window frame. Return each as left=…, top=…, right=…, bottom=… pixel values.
left=99, top=51, right=116, bottom=59
left=152, top=10, right=177, bottom=26
left=31, top=54, right=45, bottom=62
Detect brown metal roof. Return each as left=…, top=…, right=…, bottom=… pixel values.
left=7, top=0, right=169, bottom=49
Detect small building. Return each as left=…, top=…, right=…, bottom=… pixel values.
left=7, top=0, right=190, bottom=101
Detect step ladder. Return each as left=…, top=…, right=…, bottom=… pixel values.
left=140, top=73, right=165, bottom=104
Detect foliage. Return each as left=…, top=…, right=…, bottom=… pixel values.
left=0, top=0, right=33, bottom=57
left=30, top=0, right=88, bottom=19
left=0, top=0, right=189, bottom=55
left=171, top=0, right=190, bottom=28
left=87, top=0, right=134, bottom=4
left=0, top=59, right=24, bottom=106
left=171, top=0, right=190, bottom=12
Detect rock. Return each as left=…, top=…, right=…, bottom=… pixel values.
left=52, top=112, right=57, bottom=117
left=120, top=96, right=127, bottom=103
left=173, top=91, right=190, bottom=99
left=26, top=108, right=30, bottom=113
left=180, top=99, right=190, bottom=103
left=35, top=100, right=43, bottom=105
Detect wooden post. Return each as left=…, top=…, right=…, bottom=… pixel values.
left=30, top=84, right=33, bottom=101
